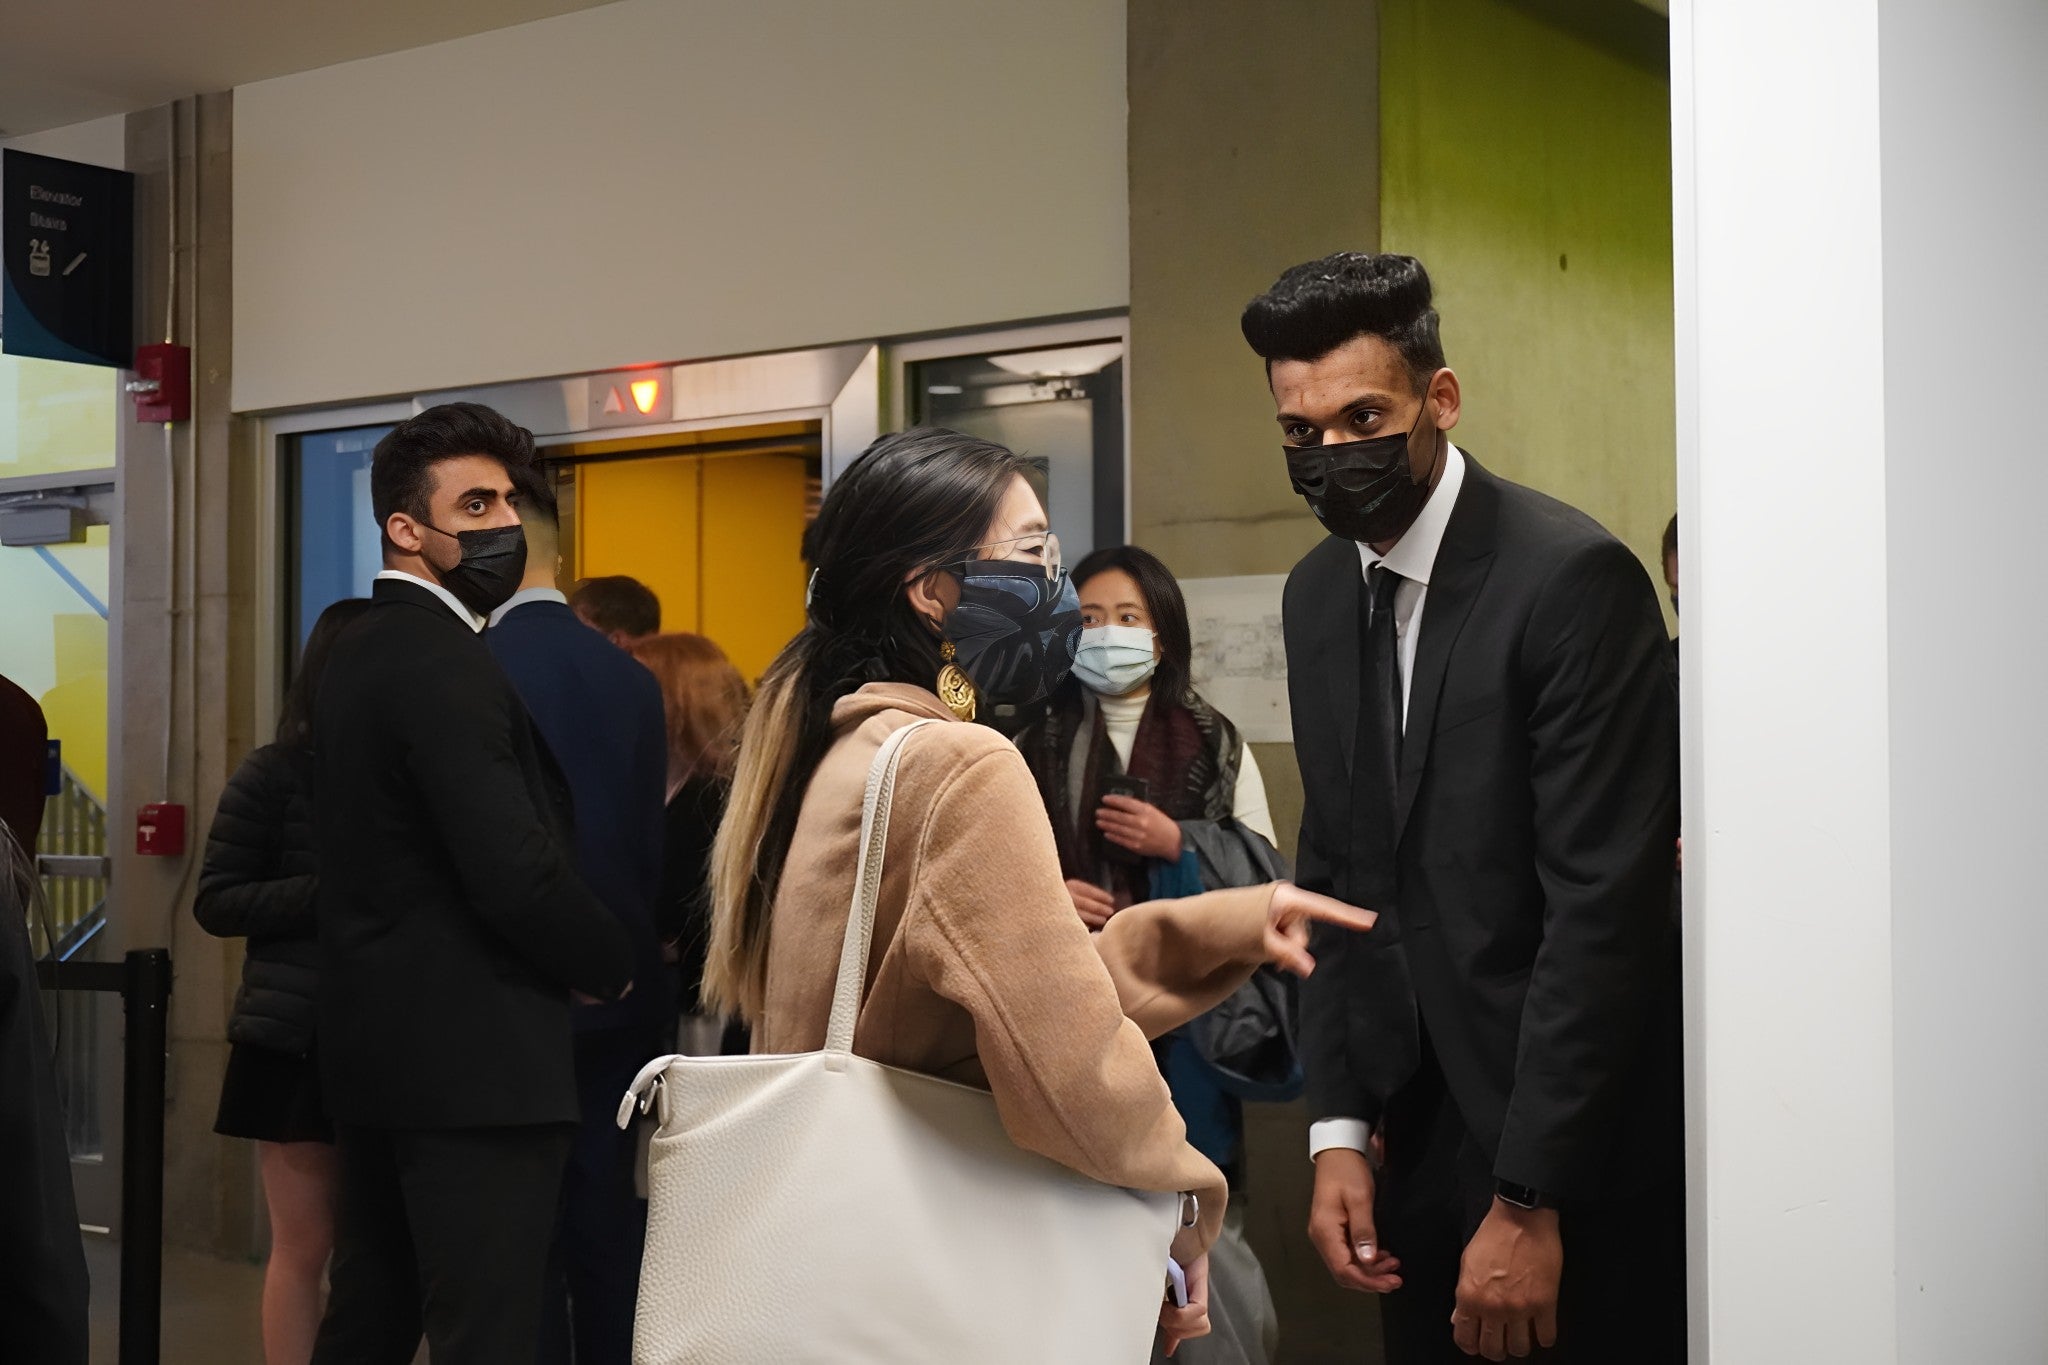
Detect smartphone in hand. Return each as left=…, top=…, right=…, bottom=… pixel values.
left=1102, top=773, right=1151, bottom=804
left=1165, top=1258, right=1189, bottom=1309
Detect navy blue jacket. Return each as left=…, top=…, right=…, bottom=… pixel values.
left=488, top=596, right=672, bottom=1034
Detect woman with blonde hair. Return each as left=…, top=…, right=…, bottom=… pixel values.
left=631, top=632, right=748, bottom=1036
left=702, top=426, right=1377, bottom=1355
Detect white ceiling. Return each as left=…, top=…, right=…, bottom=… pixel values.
left=0, top=0, right=625, bottom=136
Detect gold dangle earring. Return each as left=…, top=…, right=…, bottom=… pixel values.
left=935, top=640, right=978, bottom=722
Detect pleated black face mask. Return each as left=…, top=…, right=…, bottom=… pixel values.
left=421, top=522, right=528, bottom=617
left=1283, top=388, right=1447, bottom=546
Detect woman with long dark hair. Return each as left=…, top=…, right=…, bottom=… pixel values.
left=702, top=428, right=1374, bottom=1354
left=195, top=596, right=370, bottom=1365
left=1022, top=545, right=1276, bottom=924
left=1018, top=545, right=1287, bottom=1365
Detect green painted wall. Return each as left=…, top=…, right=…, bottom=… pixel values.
left=1381, top=0, right=1677, bottom=616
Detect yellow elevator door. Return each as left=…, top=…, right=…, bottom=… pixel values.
left=563, top=422, right=818, bottom=681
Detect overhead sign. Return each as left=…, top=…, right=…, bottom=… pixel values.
left=2, top=149, right=134, bottom=368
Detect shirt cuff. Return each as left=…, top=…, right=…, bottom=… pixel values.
left=1308, top=1118, right=1372, bottom=1161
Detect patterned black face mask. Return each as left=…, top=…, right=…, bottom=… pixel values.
left=947, top=563, right=1083, bottom=734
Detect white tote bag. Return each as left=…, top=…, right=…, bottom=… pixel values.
left=619, top=719, right=1184, bottom=1364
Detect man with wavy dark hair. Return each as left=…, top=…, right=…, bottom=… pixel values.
left=1245, top=254, right=1683, bottom=1363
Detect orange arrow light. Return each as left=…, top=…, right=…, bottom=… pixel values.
left=630, top=379, right=660, bottom=414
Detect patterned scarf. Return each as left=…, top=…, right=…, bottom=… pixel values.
left=1021, top=684, right=1241, bottom=908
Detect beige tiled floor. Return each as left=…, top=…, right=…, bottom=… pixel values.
left=85, top=1237, right=264, bottom=1365
left=83, top=1239, right=429, bottom=1365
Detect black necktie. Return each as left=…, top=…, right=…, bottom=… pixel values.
left=1351, top=563, right=1405, bottom=908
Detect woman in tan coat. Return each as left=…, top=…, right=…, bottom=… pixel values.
left=703, top=427, right=1376, bottom=1355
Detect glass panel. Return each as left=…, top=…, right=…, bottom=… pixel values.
left=288, top=425, right=393, bottom=663
left=909, top=341, right=1124, bottom=562
left=0, top=354, right=118, bottom=478
left=0, top=530, right=112, bottom=995
left=0, top=527, right=110, bottom=805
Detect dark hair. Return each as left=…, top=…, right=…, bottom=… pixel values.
left=370, top=401, right=537, bottom=528
left=1662, top=513, right=1679, bottom=564
left=1072, top=544, right=1192, bottom=707
left=513, top=459, right=560, bottom=528
left=1240, top=252, right=1446, bottom=393
left=569, top=576, right=661, bottom=638
left=279, top=598, right=375, bottom=749
left=705, top=426, right=1034, bottom=1019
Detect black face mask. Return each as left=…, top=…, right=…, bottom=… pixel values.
left=1283, top=390, right=1446, bottom=545
left=947, top=562, right=1083, bottom=736
left=422, top=522, right=528, bottom=617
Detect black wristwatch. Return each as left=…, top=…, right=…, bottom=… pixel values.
left=1495, top=1180, right=1551, bottom=1211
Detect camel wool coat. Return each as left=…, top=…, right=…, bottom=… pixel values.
left=756, top=683, right=1279, bottom=1254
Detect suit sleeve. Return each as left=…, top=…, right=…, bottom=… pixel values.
left=398, top=656, right=633, bottom=999
left=1495, top=539, right=1679, bottom=1198
left=1294, top=816, right=1384, bottom=1126
left=193, top=749, right=317, bottom=942
left=903, top=745, right=1239, bottom=1256
left=634, top=670, right=669, bottom=935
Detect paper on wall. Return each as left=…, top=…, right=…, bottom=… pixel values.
left=1179, top=574, right=1290, bottom=743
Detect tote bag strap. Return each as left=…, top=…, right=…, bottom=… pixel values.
left=824, top=718, right=943, bottom=1058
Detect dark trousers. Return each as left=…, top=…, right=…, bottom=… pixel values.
left=1373, top=1042, right=1687, bottom=1365
left=539, top=1026, right=661, bottom=1365
left=312, top=1122, right=575, bottom=1365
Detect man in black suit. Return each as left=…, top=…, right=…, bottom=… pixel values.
left=1242, top=255, right=1682, bottom=1362
left=310, top=402, right=635, bottom=1365
left=487, top=479, right=672, bottom=1365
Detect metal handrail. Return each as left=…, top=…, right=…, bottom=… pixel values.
left=36, top=768, right=109, bottom=953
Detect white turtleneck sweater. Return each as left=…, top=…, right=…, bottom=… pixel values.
left=1096, top=691, right=1276, bottom=846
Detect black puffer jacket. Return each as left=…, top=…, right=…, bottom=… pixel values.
left=194, top=743, right=319, bottom=1056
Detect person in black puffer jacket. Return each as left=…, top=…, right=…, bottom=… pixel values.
left=195, top=596, right=369, bottom=1365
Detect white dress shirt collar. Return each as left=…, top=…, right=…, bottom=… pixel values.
left=487, top=586, right=568, bottom=628
left=1354, top=443, right=1468, bottom=586
left=375, top=569, right=485, bottom=633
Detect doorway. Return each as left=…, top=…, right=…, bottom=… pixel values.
left=545, top=420, right=820, bottom=681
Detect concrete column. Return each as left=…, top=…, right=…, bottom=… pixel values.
left=1128, top=0, right=1382, bottom=862
left=111, top=91, right=257, bottom=1258
left=1676, top=0, right=2048, bottom=1356
left=1127, top=4, right=1380, bottom=1359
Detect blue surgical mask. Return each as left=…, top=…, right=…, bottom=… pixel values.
left=1071, top=625, right=1158, bottom=696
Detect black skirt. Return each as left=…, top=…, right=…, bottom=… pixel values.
left=214, top=1041, right=332, bottom=1144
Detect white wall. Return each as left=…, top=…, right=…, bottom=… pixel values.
left=1880, top=1, right=2048, bottom=1358
left=232, top=0, right=1128, bottom=412
left=1672, top=0, right=1898, bottom=1359
left=1, top=113, right=126, bottom=169
left=1679, top=0, right=2048, bottom=1358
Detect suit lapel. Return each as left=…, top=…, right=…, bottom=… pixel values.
left=1395, top=461, right=1499, bottom=846
left=1317, top=545, right=1364, bottom=777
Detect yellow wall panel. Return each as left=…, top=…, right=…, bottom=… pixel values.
left=699, top=455, right=809, bottom=683
left=574, top=455, right=702, bottom=635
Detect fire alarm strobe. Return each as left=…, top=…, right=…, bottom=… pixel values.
left=127, top=342, right=191, bottom=422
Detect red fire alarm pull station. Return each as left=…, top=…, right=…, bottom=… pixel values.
left=136, top=802, right=186, bottom=857
left=128, top=343, right=191, bottom=422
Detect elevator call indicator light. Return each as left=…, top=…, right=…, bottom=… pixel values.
left=588, top=369, right=673, bottom=427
